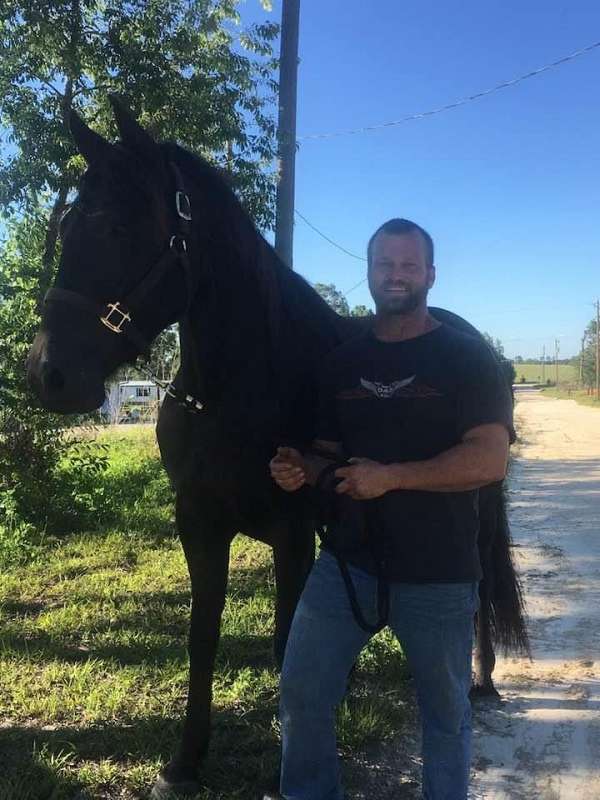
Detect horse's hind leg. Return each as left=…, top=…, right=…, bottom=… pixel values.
left=471, top=576, right=500, bottom=699
left=152, top=494, right=233, bottom=799
left=272, top=517, right=315, bottom=668
left=472, top=484, right=501, bottom=699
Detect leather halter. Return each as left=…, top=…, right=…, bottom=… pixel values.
left=44, top=162, right=194, bottom=359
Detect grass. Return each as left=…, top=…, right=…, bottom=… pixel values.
left=513, top=362, right=577, bottom=384
left=540, top=386, right=600, bottom=408
left=0, top=426, right=411, bottom=800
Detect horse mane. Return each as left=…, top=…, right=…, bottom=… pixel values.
left=159, top=142, right=359, bottom=438
left=162, top=142, right=353, bottom=344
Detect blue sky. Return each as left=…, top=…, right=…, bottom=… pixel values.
left=245, top=0, right=600, bottom=358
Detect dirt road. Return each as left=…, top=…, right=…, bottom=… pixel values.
left=470, top=390, right=600, bottom=799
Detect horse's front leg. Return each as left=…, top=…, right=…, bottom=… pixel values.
left=272, top=516, right=315, bottom=669
left=152, top=495, right=233, bottom=799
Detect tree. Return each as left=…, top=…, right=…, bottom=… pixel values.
left=314, top=283, right=350, bottom=316
left=314, top=283, right=373, bottom=318
left=482, top=332, right=516, bottom=386
left=0, top=0, right=280, bottom=296
left=350, top=304, right=372, bottom=318
left=0, top=1, right=280, bottom=558
left=581, top=319, right=597, bottom=389
left=0, top=211, right=78, bottom=561
left=148, top=327, right=180, bottom=382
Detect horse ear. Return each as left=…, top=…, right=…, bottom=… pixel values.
left=69, top=110, right=112, bottom=165
left=109, top=94, right=160, bottom=163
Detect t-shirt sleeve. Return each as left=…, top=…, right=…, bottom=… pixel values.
left=315, top=356, right=342, bottom=443
left=456, top=342, right=516, bottom=443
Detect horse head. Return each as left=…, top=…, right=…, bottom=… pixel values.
left=27, top=97, right=196, bottom=413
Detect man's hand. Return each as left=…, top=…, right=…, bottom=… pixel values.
left=334, top=457, right=392, bottom=500
left=270, top=446, right=307, bottom=492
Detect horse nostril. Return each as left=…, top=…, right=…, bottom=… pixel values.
left=45, top=366, right=65, bottom=393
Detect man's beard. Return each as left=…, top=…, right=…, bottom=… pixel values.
left=382, top=283, right=429, bottom=315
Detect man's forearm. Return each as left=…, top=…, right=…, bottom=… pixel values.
left=385, top=439, right=507, bottom=493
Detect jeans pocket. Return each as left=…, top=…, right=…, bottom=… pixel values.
left=424, top=582, right=479, bottom=620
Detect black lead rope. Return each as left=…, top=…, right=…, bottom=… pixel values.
left=315, top=458, right=390, bottom=635
left=333, top=550, right=390, bottom=635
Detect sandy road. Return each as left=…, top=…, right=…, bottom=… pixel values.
left=470, top=390, right=600, bottom=800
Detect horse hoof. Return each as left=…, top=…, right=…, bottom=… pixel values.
left=470, top=683, right=501, bottom=701
left=150, top=773, right=201, bottom=799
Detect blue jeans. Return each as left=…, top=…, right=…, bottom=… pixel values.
left=279, top=550, right=479, bottom=800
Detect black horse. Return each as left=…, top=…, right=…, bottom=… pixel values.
left=27, top=98, right=528, bottom=799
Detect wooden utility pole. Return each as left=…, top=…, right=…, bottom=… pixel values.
left=274, top=0, right=301, bottom=268
left=554, top=338, right=560, bottom=386
left=542, top=345, right=546, bottom=384
left=580, top=333, right=586, bottom=385
left=596, top=300, right=600, bottom=400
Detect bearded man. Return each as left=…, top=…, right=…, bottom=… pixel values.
left=267, top=218, right=513, bottom=800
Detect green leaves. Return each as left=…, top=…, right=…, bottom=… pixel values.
left=0, top=0, right=280, bottom=228
left=0, top=1, right=282, bottom=559
left=314, top=282, right=373, bottom=318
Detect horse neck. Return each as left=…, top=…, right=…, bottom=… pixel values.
left=179, top=210, right=353, bottom=413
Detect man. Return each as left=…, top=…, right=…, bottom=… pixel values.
left=268, top=218, right=513, bottom=800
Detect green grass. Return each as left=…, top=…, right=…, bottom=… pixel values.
left=0, top=427, right=410, bottom=800
left=540, top=386, right=600, bottom=408
left=513, top=362, right=577, bottom=384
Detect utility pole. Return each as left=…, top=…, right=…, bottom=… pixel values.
left=274, top=0, right=301, bottom=268
left=580, top=333, right=586, bottom=385
left=554, top=338, right=560, bottom=386
left=542, top=345, right=546, bottom=384
left=596, top=300, right=600, bottom=400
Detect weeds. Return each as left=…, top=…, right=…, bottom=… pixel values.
left=0, top=427, right=409, bottom=799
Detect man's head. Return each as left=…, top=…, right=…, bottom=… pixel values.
left=367, top=218, right=435, bottom=316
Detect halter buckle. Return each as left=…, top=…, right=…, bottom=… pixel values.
left=100, top=301, right=131, bottom=334
left=176, top=191, right=192, bottom=221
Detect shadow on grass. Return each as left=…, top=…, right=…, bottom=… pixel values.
left=0, top=705, right=280, bottom=800
left=0, top=625, right=275, bottom=672
left=1, top=552, right=278, bottom=670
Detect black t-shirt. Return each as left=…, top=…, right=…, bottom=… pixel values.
left=316, top=323, right=514, bottom=583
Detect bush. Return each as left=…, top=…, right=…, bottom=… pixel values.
left=0, top=212, right=109, bottom=565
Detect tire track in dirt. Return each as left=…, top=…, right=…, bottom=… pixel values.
left=470, top=390, right=600, bottom=800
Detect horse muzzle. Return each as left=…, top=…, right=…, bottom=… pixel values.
left=27, top=331, right=106, bottom=414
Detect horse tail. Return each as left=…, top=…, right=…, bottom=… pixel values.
left=483, top=484, right=531, bottom=657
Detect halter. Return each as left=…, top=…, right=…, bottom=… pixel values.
left=44, top=161, right=194, bottom=361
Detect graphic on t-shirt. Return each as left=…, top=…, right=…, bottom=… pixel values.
left=360, top=376, right=416, bottom=399
left=336, top=375, right=444, bottom=400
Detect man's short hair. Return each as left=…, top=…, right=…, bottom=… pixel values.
left=367, top=218, right=434, bottom=267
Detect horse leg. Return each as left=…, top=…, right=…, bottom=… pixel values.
left=472, top=483, right=501, bottom=699
left=272, top=518, right=315, bottom=669
left=152, top=496, right=233, bottom=799
left=471, top=574, right=500, bottom=699
left=472, top=481, right=530, bottom=700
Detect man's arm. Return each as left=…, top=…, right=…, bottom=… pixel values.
left=270, top=439, right=344, bottom=492
left=334, top=423, right=509, bottom=500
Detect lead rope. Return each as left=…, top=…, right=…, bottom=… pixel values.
left=134, top=359, right=205, bottom=416
left=315, top=459, right=390, bottom=634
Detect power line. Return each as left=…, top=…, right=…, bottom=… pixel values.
left=294, top=209, right=369, bottom=295
left=294, top=209, right=366, bottom=262
left=344, top=277, right=368, bottom=295
left=298, top=39, right=600, bottom=142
